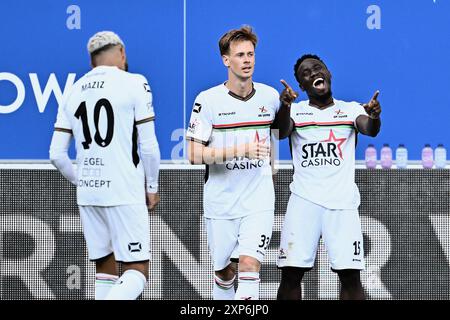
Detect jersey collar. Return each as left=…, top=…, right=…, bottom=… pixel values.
left=224, top=82, right=256, bottom=102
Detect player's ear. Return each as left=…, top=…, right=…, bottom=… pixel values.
left=222, top=54, right=230, bottom=68
left=120, top=46, right=126, bottom=61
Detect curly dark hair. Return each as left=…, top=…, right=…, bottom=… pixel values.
left=294, top=54, right=326, bottom=83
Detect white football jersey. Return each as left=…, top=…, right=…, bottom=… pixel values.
left=186, top=82, right=280, bottom=219
left=289, top=99, right=367, bottom=209
left=54, top=66, right=155, bottom=206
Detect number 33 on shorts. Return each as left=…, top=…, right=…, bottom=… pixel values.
left=258, top=234, right=270, bottom=250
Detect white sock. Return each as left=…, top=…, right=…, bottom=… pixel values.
left=235, top=272, right=260, bottom=300
left=95, top=273, right=119, bottom=300
left=104, top=269, right=147, bottom=300
left=213, top=275, right=235, bottom=300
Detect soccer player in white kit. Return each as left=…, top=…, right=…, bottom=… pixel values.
left=274, top=54, right=381, bottom=300
left=186, top=26, right=279, bottom=300
left=49, top=31, right=161, bottom=300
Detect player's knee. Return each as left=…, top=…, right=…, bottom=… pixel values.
left=336, top=269, right=361, bottom=287
left=122, top=261, right=150, bottom=281
left=238, top=255, right=260, bottom=272
left=94, top=253, right=117, bottom=275
left=280, top=267, right=305, bottom=285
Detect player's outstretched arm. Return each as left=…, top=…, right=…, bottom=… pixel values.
left=273, top=80, right=296, bottom=140
left=356, top=90, right=381, bottom=137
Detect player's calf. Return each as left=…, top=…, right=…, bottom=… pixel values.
left=235, top=255, right=261, bottom=300
left=213, top=263, right=236, bottom=300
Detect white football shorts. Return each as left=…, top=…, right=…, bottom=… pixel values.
left=277, top=193, right=365, bottom=271
left=79, top=204, right=150, bottom=263
left=205, top=211, right=274, bottom=271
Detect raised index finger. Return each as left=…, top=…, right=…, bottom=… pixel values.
left=371, top=90, right=380, bottom=102
left=280, top=79, right=298, bottom=98
left=280, top=79, right=293, bottom=91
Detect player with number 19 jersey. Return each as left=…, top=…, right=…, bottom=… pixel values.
left=54, top=66, right=155, bottom=206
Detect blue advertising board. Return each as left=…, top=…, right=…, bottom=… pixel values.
left=1, top=0, right=449, bottom=160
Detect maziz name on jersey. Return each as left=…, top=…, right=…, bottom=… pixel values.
left=301, top=142, right=342, bottom=167
left=81, top=81, right=104, bottom=91
left=226, top=158, right=265, bottom=170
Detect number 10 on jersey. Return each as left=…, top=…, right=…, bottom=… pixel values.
left=75, top=99, right=115, bottom=149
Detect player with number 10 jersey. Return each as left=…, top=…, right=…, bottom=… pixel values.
left=54, top=66, right=155, bottom=206
left=50, top=31, right=160, bottom=300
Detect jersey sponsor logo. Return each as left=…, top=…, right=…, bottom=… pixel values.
left=296, top=112, right=313, bottom=116
left=193, top=103, right=202, bottom=113
left=218, top=111, right=236, bottom=116
left=188, top=118, right=199, bottom=134
left=301, top=130, right=347, bottom=168
left=225, top=131, right=268, bottom=170
left=82, top=168, right=101, bottom=177
left=333, top=109, right=348, bottom=118
left=258, top=106, right=271, bottom=118
left=78, top=179, right=111, bottom=188
left=81, top=157, right=104, bottom=178
left=225, top=158, right=265, bottom=170
left=128, top=242, right=142, bottom=253
left=81, top=81, right=104, bottom=91
left=83, top=157, right=105, bottom=166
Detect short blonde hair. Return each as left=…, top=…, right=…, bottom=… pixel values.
left=218, top=25, right=257, bottom=56
left=87, top=31, right=124, bottom=55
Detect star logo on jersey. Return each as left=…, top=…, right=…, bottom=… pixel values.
left=335, top=109, right=344, bottom=115
left=321, top=130, right=346, bottom=159
left=143, top=83, right=151, bottom=93
left=254, top=130, right=268, bottom=143
left=259, top=106, right=267, bottom=113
